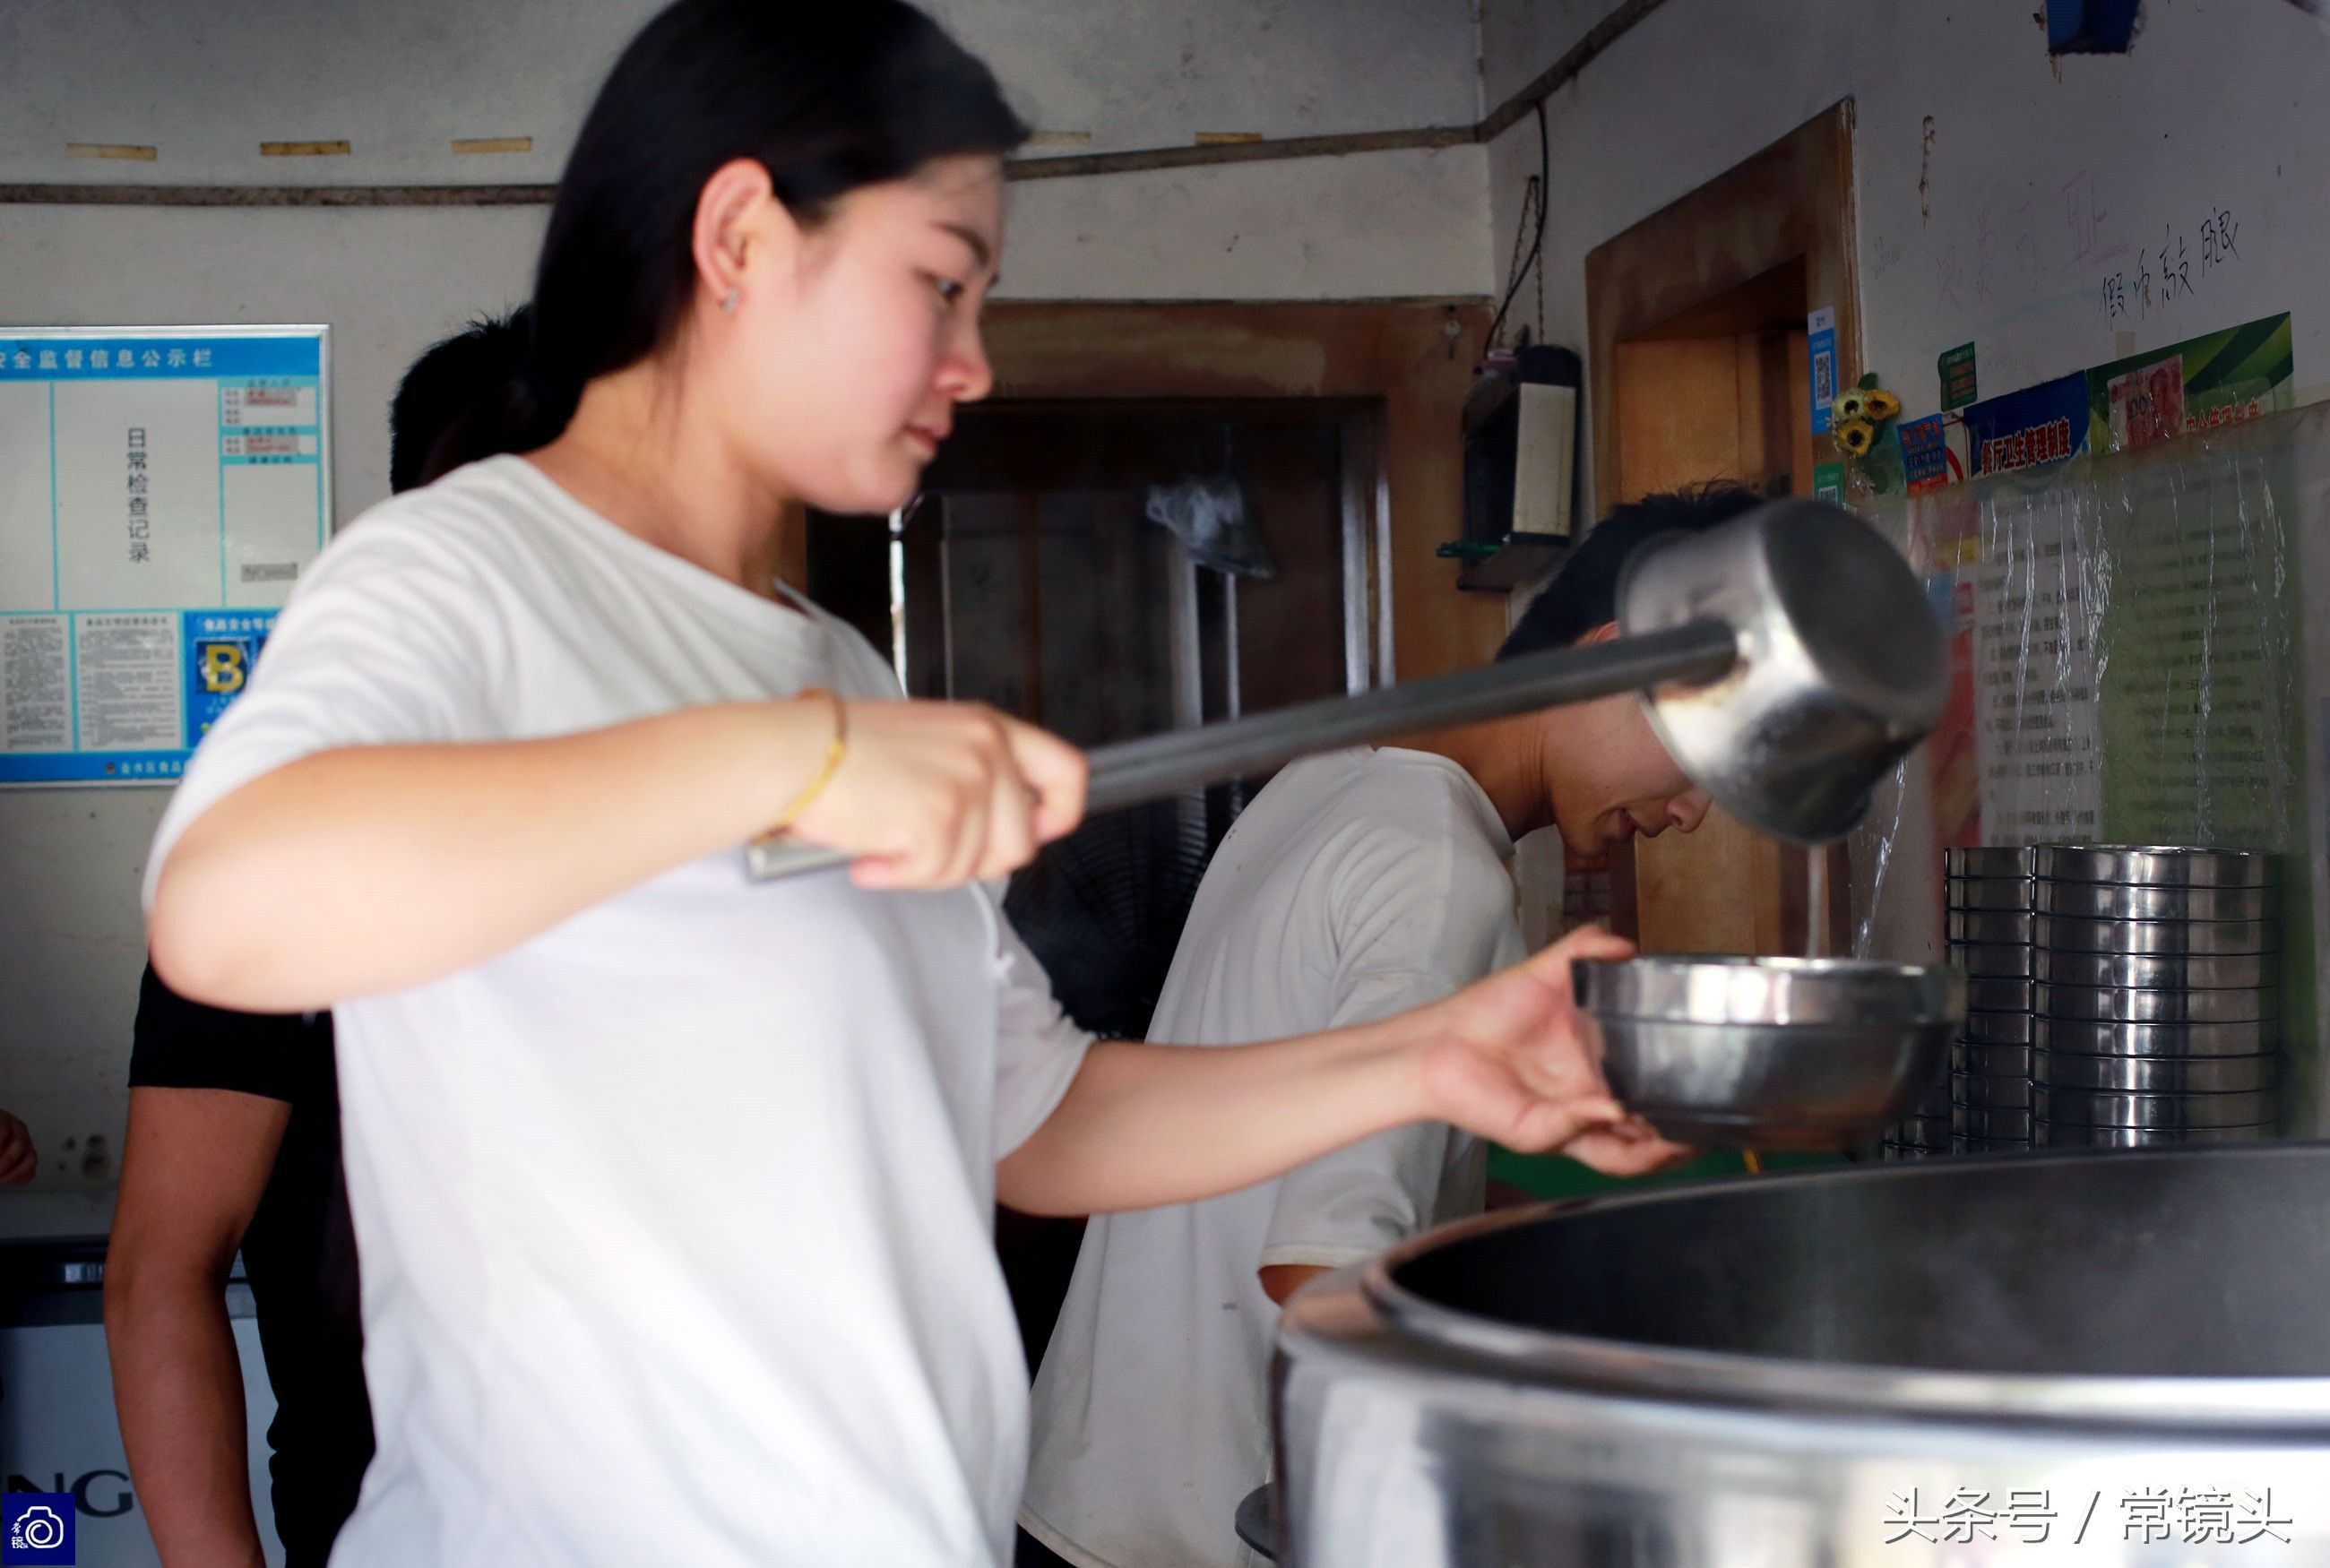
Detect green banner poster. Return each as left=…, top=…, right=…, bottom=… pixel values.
left=2085, top=312, right=2293, bottom=455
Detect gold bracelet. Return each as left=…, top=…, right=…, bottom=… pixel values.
left=768, top=687, right=848, bottom=832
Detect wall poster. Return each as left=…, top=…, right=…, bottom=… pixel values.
left=0, top=325, right=330, bottom=786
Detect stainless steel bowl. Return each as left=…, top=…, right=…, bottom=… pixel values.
left=1572, top=956, right=1960, bottom=1149
left=1962, top=1009, right=2034, bottom=1045
left=1952, top=1072, right=2034, bottom=1109
left=1946, top=846, right=2036, bottom=877
left=2032, top=1086, right=2281, bottom=1129
left=2037, top=1121, right=2279, bottom=1147
left=2033, top=1017, right=2277, bottom=1057
left=2035, top=983, right=2276, bottom=1025
left=2033, top=949, right=2274, bottom=990
left=1948, top=877, right=2035, bottom=912
left=1955, top=1133, right=2035, bottom=1152
left=1953, top=1040, right=2032, bottom=1076
left=1953, top=941, right=2032, bottom=978
left=1965, top=977, right=2033, bottom=1012
left=2032, top=914, right=2276, bottom=956
left=2034, top=880, right=2277, bottom=922
left=1946, top=909, right=2035, bottom=944
left=2034, top=1051, right=2281, bottom=1094
left=2032, top=844, right=2277, bottom=888
left=1951, top=1103, right=2033, bottom=1140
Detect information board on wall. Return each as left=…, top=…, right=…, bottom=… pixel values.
left=1960, top=418, right=2305, bottom=852
left=0, top=326, right=329, bottom=786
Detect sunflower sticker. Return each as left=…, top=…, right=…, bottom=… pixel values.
left=1831, top=373, right=1906, bottom=495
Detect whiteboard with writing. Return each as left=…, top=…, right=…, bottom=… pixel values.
left=0, top=325, right=329, bottom=786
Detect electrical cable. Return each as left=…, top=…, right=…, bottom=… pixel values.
left=1482, top=99, right=1550, bottom=360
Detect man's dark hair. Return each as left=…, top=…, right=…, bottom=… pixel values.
left=1497, top=481, right=1768, bottom=659
left=388, top=306, right=535, bottom=494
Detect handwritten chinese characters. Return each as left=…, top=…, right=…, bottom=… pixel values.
left=2101, top=208, right=2239, bottom=322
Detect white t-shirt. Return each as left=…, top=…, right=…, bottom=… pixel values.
left=1020, top=748, right=1523, bottom=1568
left=143, top=456, right=1093, bottom=1568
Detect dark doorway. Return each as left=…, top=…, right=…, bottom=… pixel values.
left=807, top=397, right=1381, bottom=1367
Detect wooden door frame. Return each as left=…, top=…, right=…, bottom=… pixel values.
left=965, top=300, right=1505, bottom=683
left=1585, top=101, right=1861, bottom=521
left=1583, top=101, right=1860, bottom=953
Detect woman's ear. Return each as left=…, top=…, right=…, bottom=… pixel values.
left=690, top=158, right=785, bottom=310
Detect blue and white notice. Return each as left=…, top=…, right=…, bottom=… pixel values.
left=0, top=326, right=330, bottom=785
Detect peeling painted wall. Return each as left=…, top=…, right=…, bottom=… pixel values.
left=1481, top=0, right=2330, bottom=513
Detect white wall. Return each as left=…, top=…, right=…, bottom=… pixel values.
left=0, top=0, right=1483, bottom=184
left=1477, top=0, right=2330, bottom=1124
left=0, top=2, right=1492, bottom=1201
left=0, top=205, right=544, bottom=1199
left=1481, top=0, right=2330, bottom=510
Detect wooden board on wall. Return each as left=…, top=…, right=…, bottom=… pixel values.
left=1586, top=104, right=1862, bottom=518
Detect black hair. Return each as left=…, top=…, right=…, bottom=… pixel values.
left=1497, top=481, right=1768, bottom=659
left=388, top=306, right=535, bottom=494
left=515, top=0, right=1028, bottom=439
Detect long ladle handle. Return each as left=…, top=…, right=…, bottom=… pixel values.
left=745, top=618, right=1739, bottom=882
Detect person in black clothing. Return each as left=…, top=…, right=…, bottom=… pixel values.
left=104, top=308, right=531, bottom=1568
left=108, top=976, right=368, bottom=1567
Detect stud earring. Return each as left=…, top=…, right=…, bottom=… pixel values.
left=721, top=286, right=742, bottom=313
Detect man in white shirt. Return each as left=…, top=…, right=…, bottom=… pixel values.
left=1019, top=482, right=1764, bottom=1568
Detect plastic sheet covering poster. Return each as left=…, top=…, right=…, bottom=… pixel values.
left=2084, top=311, right=2295, bottom=457
left=1950, top=410, right=2310, bottom=854
left=1856, top=403, right=2328, bottom=1131
left=0, top=326, right=328, bottom=785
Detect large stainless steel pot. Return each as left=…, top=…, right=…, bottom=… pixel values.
left=1275, top=1144, right=2330, bottom=1566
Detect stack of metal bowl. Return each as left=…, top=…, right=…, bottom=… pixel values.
left=1877, top=849, right=1994, bottom=1159
left=1937, top=846, right=2037, bottom=1154
left=1878, top=1063, right=1954, bottom=1159
left=2031, top=846, right=2281, bottom=1148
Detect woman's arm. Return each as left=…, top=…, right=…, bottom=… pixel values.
left=105, top=1089, right=289, bottom=1568
left=997, top=926, right=1683, bottom=1217
left=151, top=699, right=1086, bottom=1013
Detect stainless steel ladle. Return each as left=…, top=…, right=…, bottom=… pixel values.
left=745, top=498, right=1947, bottom=881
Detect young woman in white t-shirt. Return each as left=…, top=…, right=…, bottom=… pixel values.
left=143, top=4, right=1682, bottom=1564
